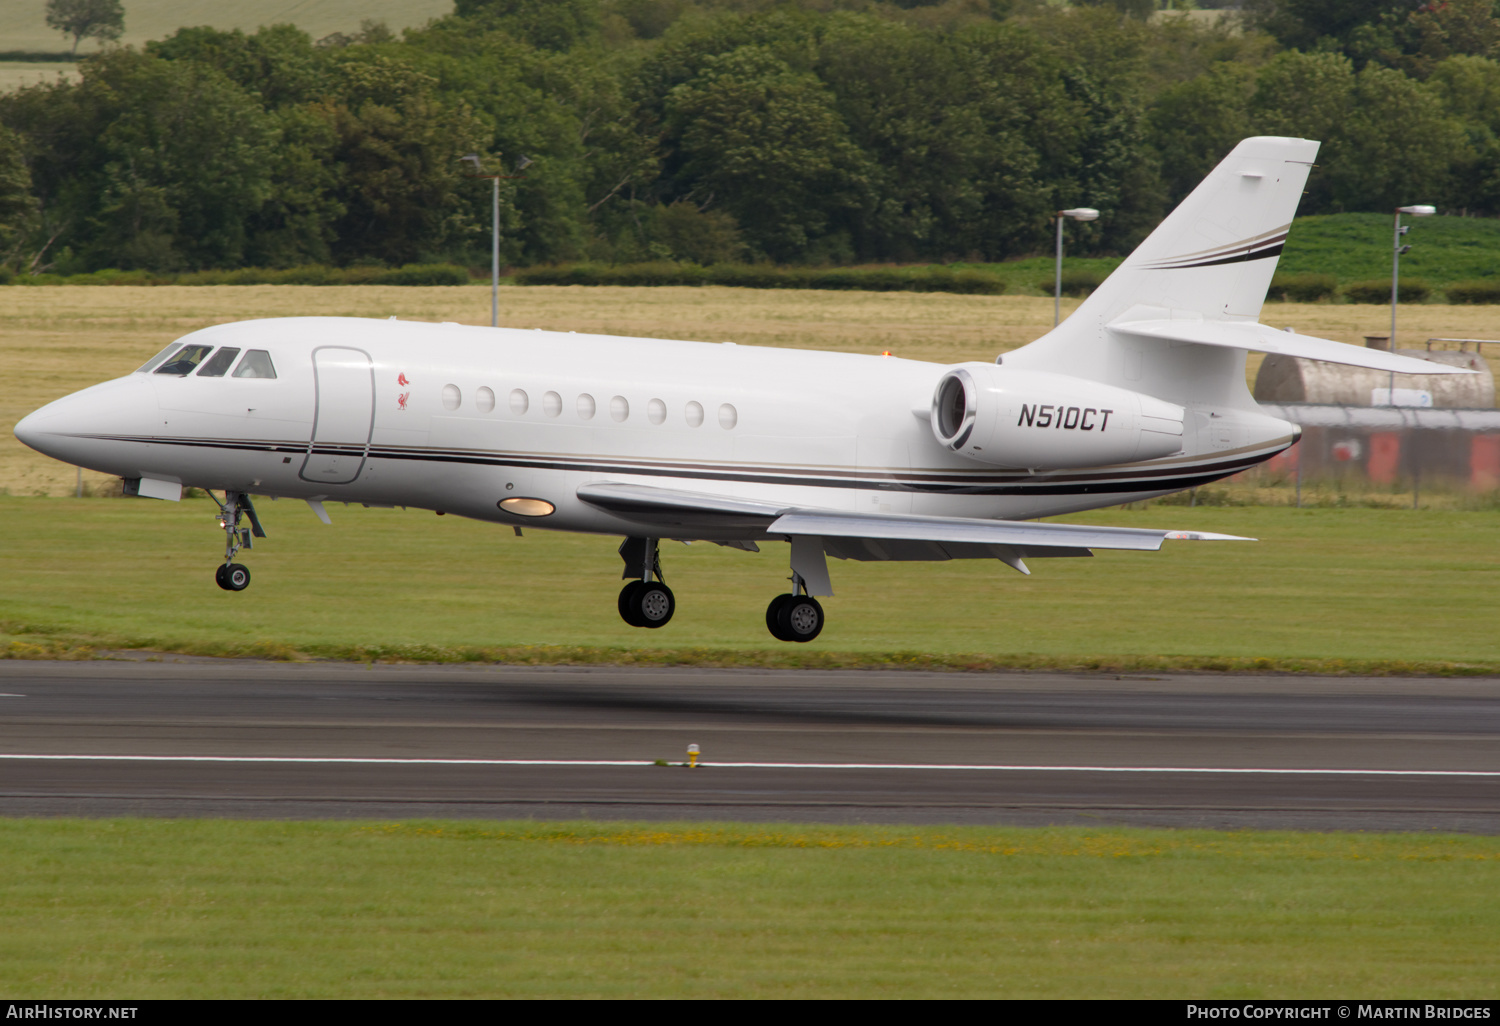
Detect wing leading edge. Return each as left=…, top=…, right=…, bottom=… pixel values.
left=576, top=482, right=1251, bottom=576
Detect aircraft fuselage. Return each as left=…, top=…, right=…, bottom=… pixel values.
left=16, top=316, right=1296, bottom=540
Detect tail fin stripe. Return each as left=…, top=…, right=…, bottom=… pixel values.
left=1144, top=240, right=1286, bottom=270
left=1141, top=227, right=1290, bottom=269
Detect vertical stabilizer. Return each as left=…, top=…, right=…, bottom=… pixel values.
left=1006, top=137, right=1320, bottom=407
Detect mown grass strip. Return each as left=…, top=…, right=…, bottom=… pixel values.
left=1, top=499, right=1496, bottom=673
left=1, top=818, right=1497, bottom=998
left=3, top=626, right=1498, bottom=677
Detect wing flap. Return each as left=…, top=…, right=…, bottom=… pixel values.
left=1110, top=319, right=1475, bottom=375
left=578, top=482, right=1254, bottom=560
left=770, top=511, right=1181, bottom=552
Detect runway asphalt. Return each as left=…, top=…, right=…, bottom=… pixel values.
left=1, top=659, right=1497, bottom=832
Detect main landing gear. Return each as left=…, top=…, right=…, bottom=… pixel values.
left=765, top=587, right=825, bottom=644
left=210, top=491, right=265, bottom=592
left=613, top=535, right=828, bottom=642
left=617, top=537, right=675, bottom=628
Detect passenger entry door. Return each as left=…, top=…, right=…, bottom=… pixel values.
left=300, top=347, right=374, bottom=485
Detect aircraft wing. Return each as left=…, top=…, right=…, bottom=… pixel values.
left=577, top=481, right=1251, bottom=573
left=1109, top=319, right=1476, bottom=375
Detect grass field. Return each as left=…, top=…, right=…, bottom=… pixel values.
left=2, top=496, right=1496, bottom=672
left=970, top=213, right=1500, bottom=292
left=1276, top=213, right=1500, bottom=287
left=1, top=819, right=1496, bottom=998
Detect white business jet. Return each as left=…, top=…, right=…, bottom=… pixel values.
left=14, top=137, right=1468, bottom=641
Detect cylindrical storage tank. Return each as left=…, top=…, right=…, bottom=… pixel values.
left=1253, top=349, right=1494, bottom=408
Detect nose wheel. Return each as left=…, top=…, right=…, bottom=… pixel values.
left=210, top=490, right=265, bottom=592
left=215, top=563, right=251, bottom=591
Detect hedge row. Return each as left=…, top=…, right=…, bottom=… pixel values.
left=7, top=261, right=1500, bottom=302
left=511, top=262, right=1008, bottom=294
left=0, top=263, right=471, bottom=287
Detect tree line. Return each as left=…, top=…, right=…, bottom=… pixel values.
left=3, top=0, right=1500, bottom=276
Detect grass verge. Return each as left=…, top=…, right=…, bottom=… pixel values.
left=0, top=497, right=1496, bottom=674
left=1, top=818, right=1497, bottom=998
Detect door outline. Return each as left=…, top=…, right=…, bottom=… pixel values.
left=300, top=346, right=375, bottom=485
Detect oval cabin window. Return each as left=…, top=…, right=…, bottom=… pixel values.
left=442, top=384, right=461, bottom=411
left=718, top=403, right=738, bottom=429
left=543, top=391, right=562, bottom=417
left=647, top=398, right=666, bottom=425
left=685, top=401, right=704, bottom=427
left=610, top=396, right=629, bottom=422
left=510, top=389, right=529, bottom=415
left=577, top=393, right=596, bottom=420
left=476, top=386, right=495, bottom=413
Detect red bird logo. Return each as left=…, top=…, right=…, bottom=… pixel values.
left=397, top=372, right=410, bottom=386
left=397, top=392, right=409, bottom=411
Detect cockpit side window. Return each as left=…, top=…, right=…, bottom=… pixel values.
left=137, top=343, right=184, bottom=374
left=196, top=347, right=242, bottom=377
left=155, top=344, right=215, bottom=375
left=232, top=350, right=277, bottom=379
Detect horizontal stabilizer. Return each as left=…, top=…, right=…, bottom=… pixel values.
left=1110, top=319, right=1475, bottom=375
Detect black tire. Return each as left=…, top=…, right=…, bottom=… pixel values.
left=214, top=565, right=231, bottom=591
left=631, top=582, right=675, bottom=628
left=224, top=563, right=251, bottom=592
left=776, top=595, right=824, bottom=643
left=618, top=581, right=645, bottom=627
left=765, top=593, right=793, bottom=641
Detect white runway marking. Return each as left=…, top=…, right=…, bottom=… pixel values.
left=0, top=754, right=1497, bottom=777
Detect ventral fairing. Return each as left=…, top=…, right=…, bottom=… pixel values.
left=14, top=138, right=1470, bottom=641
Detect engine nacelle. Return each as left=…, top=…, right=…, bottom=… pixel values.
left=930, top=363, right=1185, bottom=469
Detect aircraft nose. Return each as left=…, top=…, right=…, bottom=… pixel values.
left=12, top=407, right=44, bottom=452
left=13, top=376, right=156, bottom=466
left=12, top=399, right=77, bottom=460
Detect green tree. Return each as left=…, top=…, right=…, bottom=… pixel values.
left=1243, top=0, right=1416, bottom=53
left=817, top=17, right=1046, bottom=261
left=320, top=51, right=492, bottom=265
left=1148, top=63, right=1256, bottom=206
left=0, top=125, right=38, bottom=272
left=44, top=0, right=124, bottom=56
left=452, top=0, right=601, bottom=51
left=148, top=24, right=329, bottom=109
left=1252, top=50, right=1467, bottom=212
left=664, top=45, right=867, bottom=262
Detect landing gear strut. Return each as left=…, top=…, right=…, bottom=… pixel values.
left=211, top=491, right=265, bottom=592
left=618, top=536, right=674, bottom=628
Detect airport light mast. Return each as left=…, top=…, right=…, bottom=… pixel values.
left=461, top=153, right=532, bottom=329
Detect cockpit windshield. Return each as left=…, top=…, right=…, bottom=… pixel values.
left=196, top=347, right=241, bottom=377
left=136, top=343, right=183, bottom=374
left=155, top=344, right=215, bottom=375
left=232, top=350, right=277, bottom=379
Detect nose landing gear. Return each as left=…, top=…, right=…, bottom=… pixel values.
left=211, top=491, right=265, bottom=592
left=618, top=536, right=675, bottom=628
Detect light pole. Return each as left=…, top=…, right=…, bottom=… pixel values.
left=1391, top=204, right=1434, bottom=346
left=1388, top=203, right=1435, bottom=401
left=461, top=153, right=532, bottom=329
left=1055, top=207, right=1099, bottom=326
